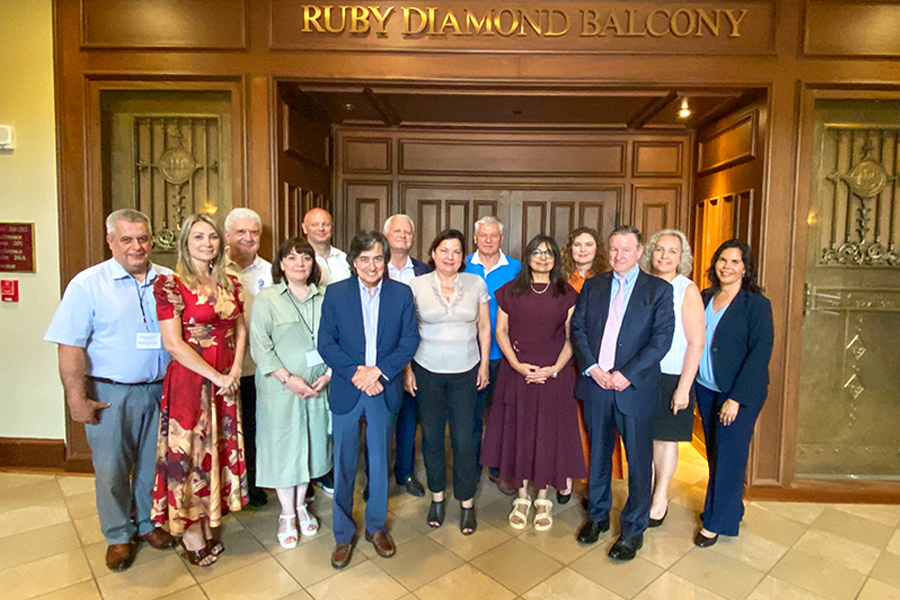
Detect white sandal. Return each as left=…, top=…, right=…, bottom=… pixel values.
left=509, top=497, right=532, bottom=530
left=297, top=503, right=319, bottom=537
left=277, top=514, right=299, bottom=549
left=533, top=499, right=554, bottom=532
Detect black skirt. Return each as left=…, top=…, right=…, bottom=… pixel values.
left=651, top=373, right=695, bottom=442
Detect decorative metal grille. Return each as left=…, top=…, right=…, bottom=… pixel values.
left=820, top=126, right=900, bottom=267
left=133, top=115, right=221, bottom=250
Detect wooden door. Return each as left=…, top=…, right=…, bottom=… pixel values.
left=333, top=127, right=691, bottom=262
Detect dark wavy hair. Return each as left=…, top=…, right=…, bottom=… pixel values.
left=510, top=234, right=568, bottom=296
left=347, top=230, right=390, bottom=277
left=560, top=226, right=608, bottom=279
left=271, top=236, right=321, bottom=286
left=706, top=239, right=763, bottom=294
left=426, top=229, right=467, bottom=272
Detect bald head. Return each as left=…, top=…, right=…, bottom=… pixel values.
left=302, top=208, right=333, bottom=247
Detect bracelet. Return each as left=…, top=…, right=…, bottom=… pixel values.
left=281, top=374, right=291, bottom=385
left=552, top=370, right=558, bottom=379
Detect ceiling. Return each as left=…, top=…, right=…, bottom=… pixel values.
left=280, top=83, right=763, bottom=130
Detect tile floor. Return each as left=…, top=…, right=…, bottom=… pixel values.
left=2, top=443, right=899, bottom=600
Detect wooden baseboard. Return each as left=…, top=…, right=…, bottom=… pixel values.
left=0, top=437, right=67, bottom=470
left=746, top=479, right=900, bottom=504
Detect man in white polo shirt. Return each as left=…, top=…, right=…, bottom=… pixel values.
left=224, top=207, right=272, bottom=507
left=302, top=208, right=351, bottom=286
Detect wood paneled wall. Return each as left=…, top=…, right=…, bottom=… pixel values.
left=47, top=0, right=900, bottom=499
left=333, top=128, right=691, bottom=259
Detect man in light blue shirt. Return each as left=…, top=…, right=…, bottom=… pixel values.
left=464, top=215, right=521, bottom=491
left=44, top=209, right=175, bottom=571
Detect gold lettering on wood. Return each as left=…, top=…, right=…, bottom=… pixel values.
left=299, top=5, right=752, bottom=41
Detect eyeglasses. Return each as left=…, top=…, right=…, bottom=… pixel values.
left=531, top=249, right=554, bottom=258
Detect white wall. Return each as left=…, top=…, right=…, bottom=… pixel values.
left=0, top=0, right=65, bottom=439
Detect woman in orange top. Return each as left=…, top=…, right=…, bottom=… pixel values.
left=559, top=227, right=622, bottom=500
left=561, top=227, right=607, bottom=293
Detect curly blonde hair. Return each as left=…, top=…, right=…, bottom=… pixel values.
left=639, top=229, right=693, bottom=276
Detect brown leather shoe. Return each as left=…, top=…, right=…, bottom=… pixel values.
left=140, top=528, right=176, bottom=549
left=365, top=529, right=396, bottom=558
left=493, top=477, right=517, bottom=496
left=105, top=540, right=138, bottom=571
left=331, top=538, right=356, bottom=569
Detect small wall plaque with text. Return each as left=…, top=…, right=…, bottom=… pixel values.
left=0, top=223, right=35, bottom=273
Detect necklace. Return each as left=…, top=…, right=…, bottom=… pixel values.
left=531, top=282, right=550, bottom=294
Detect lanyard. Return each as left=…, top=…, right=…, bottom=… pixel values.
left=286, top=290, right=318, bottom=343
left=133, top=278, right=150, bottom=332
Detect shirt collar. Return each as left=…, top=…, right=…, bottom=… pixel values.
left=277, top=280, right=322, bottom=299
left=225, top=251, right=261, bottom=272
left=388, top=256, right=414, bottom=272
left=107, top=258, right=158, bottom=285
left=615, top=265, right=640, bottom=286
left=357, top=276, right=384, bottom=298
left=470, top=250, right=509, bottom=268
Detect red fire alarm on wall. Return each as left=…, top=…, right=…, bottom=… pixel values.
left=1, top=279, right=19, bottom=302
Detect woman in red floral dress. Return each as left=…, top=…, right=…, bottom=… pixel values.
left=153, top=214, right=248, bottom=566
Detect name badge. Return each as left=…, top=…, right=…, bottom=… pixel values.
left=136, top=332, right=162, bottom=350
left=306, top=349, right=324, bottom=368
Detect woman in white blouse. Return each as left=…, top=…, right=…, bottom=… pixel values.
left=639, top=229, right=705, bottom=527
left=406, top=229, right=491, bottom=535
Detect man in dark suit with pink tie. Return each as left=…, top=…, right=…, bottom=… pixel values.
left=571, top=225, right=674, bottom=561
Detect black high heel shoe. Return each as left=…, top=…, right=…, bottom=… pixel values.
left=427, top=498, right=446, bottom=528
left=460, top=504, right=477, bottom=535
left=556, top=489, right=571, bottom=505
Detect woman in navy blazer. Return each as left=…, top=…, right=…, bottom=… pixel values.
left=694, top=239, right=773, bottom=547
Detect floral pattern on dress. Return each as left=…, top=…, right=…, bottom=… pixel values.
left=151, top=274, right=247, bottom=535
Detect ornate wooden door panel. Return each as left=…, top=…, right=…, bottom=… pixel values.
left=507, top=189, right=621, bottom=257
left=401, top=186, right=509, bottom=259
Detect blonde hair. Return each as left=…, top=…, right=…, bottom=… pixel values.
left=175, top=214, right=234, bottom=294
left=639, top=229, right=693, bottom=276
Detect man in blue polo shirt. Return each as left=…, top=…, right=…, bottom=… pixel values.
left=464, top=215, right=520, bottom=492
left=45, top=209, right=175, bottom=571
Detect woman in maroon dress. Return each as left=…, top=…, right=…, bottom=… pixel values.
left=481, top=234, right=586, bottom=531
left=153, top=214, right=248, bottom=566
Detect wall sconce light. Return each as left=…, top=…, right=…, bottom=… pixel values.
left=678, top=98, right=692, bottom=119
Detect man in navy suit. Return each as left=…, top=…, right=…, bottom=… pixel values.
left=382, top=214, right=431, bottom=496
left=318, top=231, right=420, bottom=569
left=571, top=226, right=674, bottom=561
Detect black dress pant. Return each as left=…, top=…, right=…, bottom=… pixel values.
left=412, top=361, right=479, bottom=501
left=240, top=376, right=261, bottom=492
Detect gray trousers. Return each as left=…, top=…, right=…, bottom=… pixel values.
left=85, top=379, right=162, bottom=544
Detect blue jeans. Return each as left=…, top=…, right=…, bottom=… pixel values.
left=85, top=380, right=162, bottom=545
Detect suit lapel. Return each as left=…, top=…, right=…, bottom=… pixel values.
left=376, top=279, right=389, bottom=345
left=348, top=278, right=365, bottom=338
left=619, top=270, right=645, bottom=331
left=593, top=273, right=612, bottom=356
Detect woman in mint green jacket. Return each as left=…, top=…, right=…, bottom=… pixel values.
left=250, top=237, right=332, bottom=549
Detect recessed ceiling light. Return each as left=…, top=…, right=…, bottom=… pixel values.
left=344, top=103, right=354, bottom=111
left=678, top=98, right=691, bottom=119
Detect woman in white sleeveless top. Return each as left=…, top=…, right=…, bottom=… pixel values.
left=639, top=230, right=705, bottom=527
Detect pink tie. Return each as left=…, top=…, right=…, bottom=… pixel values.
left=598, top=275, right=626, bottom=372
